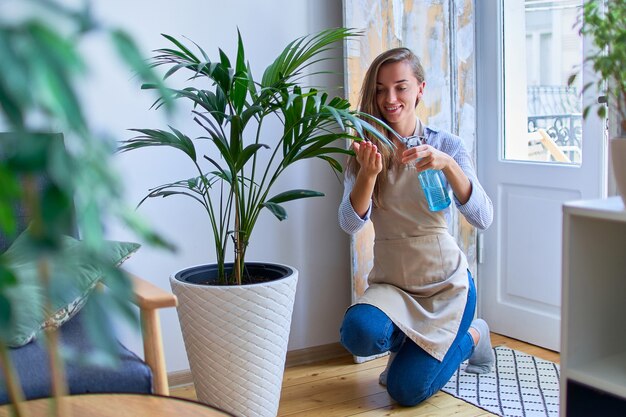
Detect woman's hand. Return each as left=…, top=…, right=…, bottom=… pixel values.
left=403, top=144, right=473, bottom=204
left=401, top=144, right=452, bottom=172
left=353, top=141, right=383, bottom=178
left=349, top=141, right=382, bottom=217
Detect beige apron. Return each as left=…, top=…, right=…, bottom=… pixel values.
left=356, top=160, right=470, bottom=361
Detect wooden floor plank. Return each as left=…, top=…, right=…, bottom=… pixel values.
left=282, top=355, right=387, bottom=388
left=347, top=401, right=441, bottom=416
left=278, top=366, right=388, bottom=415
left=279, top=391, right=393, bottom=417
left=427, top=391, right=496, bottom=416
left=490, top=334, right=560, bottom=363
left=170, top=333, right=560, bottom=417
left=169, top=384, right=196, bottom=401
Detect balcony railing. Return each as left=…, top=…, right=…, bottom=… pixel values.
left=527, top=85, right=580, bottom=115
left=527, top=86, right=582, bottom=163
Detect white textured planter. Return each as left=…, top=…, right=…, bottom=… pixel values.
left=611, top=137, right=626, bottom=206
left=170, top=262, right=298, bottom=417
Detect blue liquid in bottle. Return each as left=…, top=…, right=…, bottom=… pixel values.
left=418, top=169, right=451, bottom=212
left=402, top=134, right=451, bottom=212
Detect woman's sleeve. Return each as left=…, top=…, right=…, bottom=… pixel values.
left=338, top=173, right=372, bottom=234
left=450, top=139, right=494, bottom=230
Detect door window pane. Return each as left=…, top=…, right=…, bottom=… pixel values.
left=503, top=0, right=583, bottom=164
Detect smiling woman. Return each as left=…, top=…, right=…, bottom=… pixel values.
left=343, top=3, right=481, bottom=365
left=374, top=61, right=425, bottom=137
left=337, top=45, right=493, bottom=407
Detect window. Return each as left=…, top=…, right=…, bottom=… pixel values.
left=504, top=0, right=583, bottom=164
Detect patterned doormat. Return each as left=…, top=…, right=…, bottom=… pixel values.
left=442, top=346, right=560, bottom=417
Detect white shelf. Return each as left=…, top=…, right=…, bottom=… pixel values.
left=564, top=196, right=626, bottom=222
left=566, top=351, right=626, bottom=400
left=561, top=197, right=626, bottom=415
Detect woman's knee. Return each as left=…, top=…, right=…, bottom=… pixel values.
left=385, top=351, right=436, bottom=406
left=387, top=376, right=433, bottom=407
left=339, top=304, right=393, bottom=357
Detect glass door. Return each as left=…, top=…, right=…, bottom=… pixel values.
left=504, top=0, right=583, bottom=164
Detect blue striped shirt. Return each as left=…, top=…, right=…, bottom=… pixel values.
left=338, top=126, right=493, bottom=234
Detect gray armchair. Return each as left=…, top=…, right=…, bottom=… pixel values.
left=0, top=275, right=177, bottom=402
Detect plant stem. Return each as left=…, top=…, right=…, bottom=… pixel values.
left=43, top=322, right=69, bottom=417
left=246, top=118, right=264, bottom=221
left=220, top=185, right=234, bottom=284
left=23, top=176, right=68, bottom=417
left=230, top=108, right=243, bottom=285
left=0, top=343, right=28, bottom=417
left=233, top=184, right=242, bottom=286
left=192, top=159, right=226, bottom=282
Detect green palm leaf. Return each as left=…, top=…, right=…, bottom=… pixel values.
left=161, top=34, right=200, bottom=63
left=266, top=189, right=324, bottom=204
left=261, top=28, right=362, bottom=87
left=235, top=143, right=269, bottom=172
left=316, top=155, right=344, bottom=173
left=261, top=202, right=287, bottom=221
left=121, top=128, right=197, bottom=161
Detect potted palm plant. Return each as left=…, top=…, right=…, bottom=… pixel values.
left=120, top=28, right=394, bottom=417
left=570, top=0, right=626, bottom=204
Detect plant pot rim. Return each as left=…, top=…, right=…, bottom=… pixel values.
left=170, top=261, right=296, bottom=288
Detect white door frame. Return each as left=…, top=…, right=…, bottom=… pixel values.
left=475, top=0, right=608, bottom=349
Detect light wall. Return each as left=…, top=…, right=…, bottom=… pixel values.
left=78, top=0, right=351, bottom=373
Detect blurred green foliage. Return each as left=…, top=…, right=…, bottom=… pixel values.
left=0, top=0, right=171, bottom=408
left=570, top=0, right=626, bottom=133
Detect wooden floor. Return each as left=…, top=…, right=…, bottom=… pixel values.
left=170, top=333, right=560, bottom=416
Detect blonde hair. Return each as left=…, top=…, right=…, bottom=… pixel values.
left=347, top=47, right=425, bottom=207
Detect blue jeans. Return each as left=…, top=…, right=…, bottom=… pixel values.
left=340, top=271, right=476, bottom=407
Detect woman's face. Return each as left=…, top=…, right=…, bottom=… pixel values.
left=375, top=60, right=425, bottom=137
